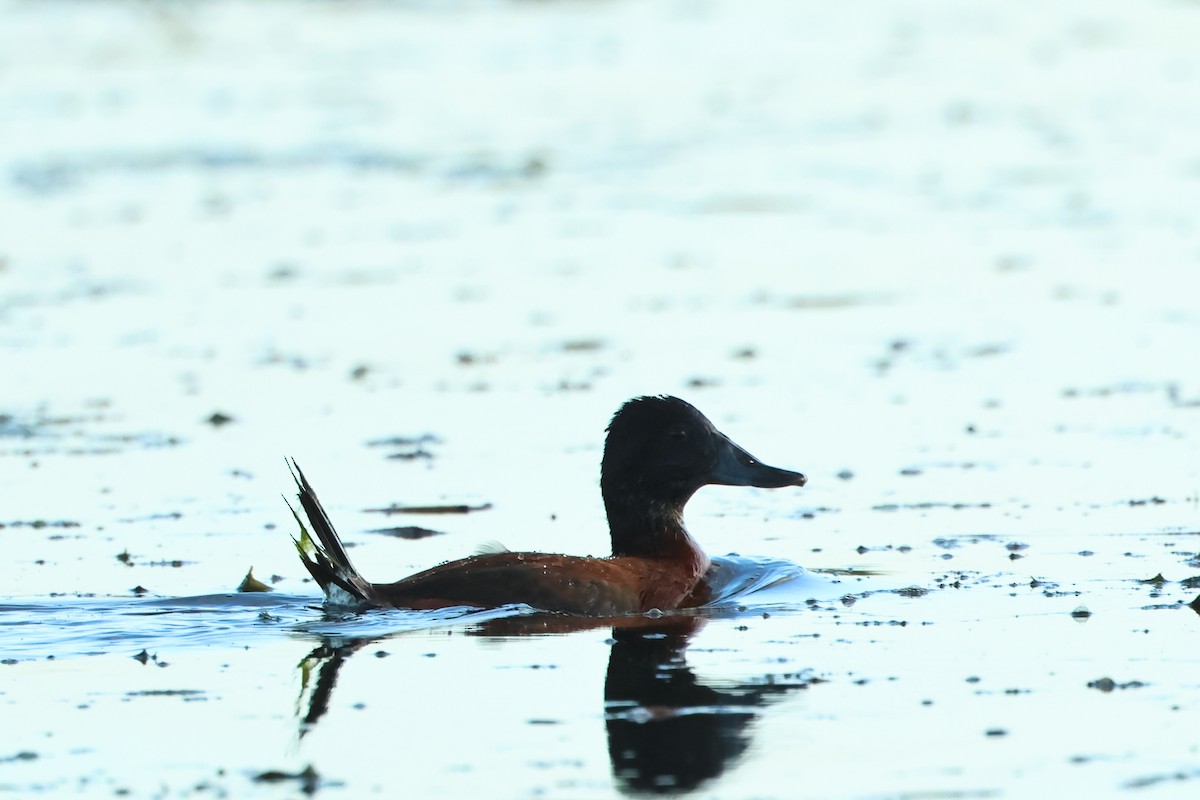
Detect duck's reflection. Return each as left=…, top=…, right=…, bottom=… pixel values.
left=294, top=614, right=817, bottom=795
left=295, top=641, right=358, bottom=735
left=602, top=619, right=812, bottom=793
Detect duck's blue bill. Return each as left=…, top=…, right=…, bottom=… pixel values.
left=709, top=434, right=807, bottom=489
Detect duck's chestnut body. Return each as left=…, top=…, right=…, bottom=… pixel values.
left=290, top=396, right=806, bottom=616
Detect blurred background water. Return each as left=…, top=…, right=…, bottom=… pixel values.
left=3, top=0, right=1200, bottom=797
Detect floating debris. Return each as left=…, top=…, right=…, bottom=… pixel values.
left=366, top=433, right=440, bottom=461
left=873, top=502, right=992, bottom=512
left=561, top=339, right=605, bottom=353
left=238, top=567, right=273, bottom=593
left=386, top=449, right=434, bottom=462
left=1128, top=497, right=1166, bottom=507
left=1088, top=677, right=1147, bottom=692
left=1, top=520, right=81, bottom=530
left=368, top=526, right=444, bottom=540
left=365, top=502, right=492, bottom=515
left=366, top=434, right=441, bottom=448
left=116, top=511, right=183, bottom=523
left=1061, top=381, right=1168, bottom=399
left=253, top=765, right=323, bottom=794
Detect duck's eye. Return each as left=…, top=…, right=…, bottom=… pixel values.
left=668, top=427, right=688, bottom=441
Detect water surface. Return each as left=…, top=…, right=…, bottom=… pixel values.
left=3, top=0, right=1200, bottom=797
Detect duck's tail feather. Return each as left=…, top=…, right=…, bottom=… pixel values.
left=286, top=459, right=376, bottom=607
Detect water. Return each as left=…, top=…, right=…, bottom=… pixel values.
left=3, top=0, right=1200, bottom=797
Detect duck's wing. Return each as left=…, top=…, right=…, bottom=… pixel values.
left=374, top=552, right=643, bottom=616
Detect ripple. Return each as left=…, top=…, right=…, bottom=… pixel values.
left=0, top=562, right=892, bottom=661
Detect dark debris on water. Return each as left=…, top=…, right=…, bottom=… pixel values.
left=367, top=433, right=440, bottom=461
left=1088, top=677, right=1147, bottom=692
left=1, top=519, right=81, bottom=530
left=368, top=525, right=445, bottom=540
left=132, top=649, right=169, bottom=668
left=365, top=502, right=493, bottom=515
left=872, top=501, right=993, bottom=512
left=253, top=765, right=330, bottom=795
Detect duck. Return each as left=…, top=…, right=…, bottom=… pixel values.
left=288, top=395, right=806, bottom=616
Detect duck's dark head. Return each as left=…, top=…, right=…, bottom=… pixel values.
left=600, top=396, right=806, bottom=557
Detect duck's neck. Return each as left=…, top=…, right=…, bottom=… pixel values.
left=604, top=490, right=705, bottom=563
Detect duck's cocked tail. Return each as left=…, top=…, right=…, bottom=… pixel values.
left=287, top=459, right=375, bottom=608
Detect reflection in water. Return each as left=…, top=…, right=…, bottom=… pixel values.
left=603, top=619, right=815, bottom=794
left=293, top=614, right=818, bottom=794
left=295, top=637, right=373, bottom=737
